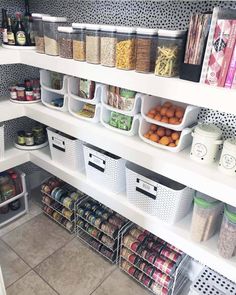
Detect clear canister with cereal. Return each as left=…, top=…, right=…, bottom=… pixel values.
left=155, top=29, right=186, bottom=77
left=58, top=26, right=76, bottom=59
left=100, top=25, right=117, bottom=67
left=32, top=13, right=50, bottom=54
left=116, top=26, right=136, bottom=70
left=72, top=23, right=86, bottom=61
left=86, top=24, right=100, bottom=64
left=135, top=28, right=158, bottom=73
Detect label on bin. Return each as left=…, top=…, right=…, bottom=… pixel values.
left=52, top=137, right=65, bottom=152
left=136, top=178, right=157, bottom=200
left=88, top=153, right=106, bottom=172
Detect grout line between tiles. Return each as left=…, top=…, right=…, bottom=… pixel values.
left=31, top=270, right=60, bottom=295
left=5, top=268, right=32, bottom=290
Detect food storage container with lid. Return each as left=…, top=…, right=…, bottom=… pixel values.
left=190, top=123, right=222, bottom=164
left=86, top=24, right=100, bottom=64
left=100, top=25, right=117, bottom=67
left=116, top=26, right=136, bottom=70
left=72, top=23, right=86, bottom=61
left=32, top=13, right=50, bottom=54
left=42, top=16, right=67, bottom=56
left=218, top=205, right=236, bottom=259
left=155, top=29, right=186, bottom=77
left=135, top=28, right=158, bottom=73
left=190, top=192, right=223, bottom=242
left=58, top=27, right=76, bottom=59
left=219, top=138, right=236, bottom=176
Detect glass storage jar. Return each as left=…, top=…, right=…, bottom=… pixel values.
left=72, top=23, right=86, bottom=61
left=116, top=26, right=136, bottom=70
left=218, top=205, right=236, bottom=259
left=100, top=25, right=116, bottom=67
left=135, top=28, right=158, bottom=73
left=155, top=29, right=186, bottom=77
left=190, top=192, right=223, bottom=242
left=42, top=16, right=67, bottom=56
left=58, top=26, right=76, bottom=59
left=32, top=13, right=49, bottom=54
left=86, top=24, right=100, bottom=64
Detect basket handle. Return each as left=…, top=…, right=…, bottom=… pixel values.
left=135, top=178, right=157, bottom=200
left=52, top=136, right=65, bottom=152
left=88, top=153, right=106, bottom=172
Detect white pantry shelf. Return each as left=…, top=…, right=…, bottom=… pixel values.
left=0, top=47, right=20, bottom=65
left=0, top=97, right=25, bottom=122
left=0, top=146, right=29, bottom=172
left=29, top=146, right=236, bottom=283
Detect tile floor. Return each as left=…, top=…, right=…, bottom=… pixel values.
left=0, top=200, right=150, bottom=295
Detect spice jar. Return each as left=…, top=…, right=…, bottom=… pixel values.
left=32, top=13, right=49, bottom=54
left=136, top=28, right=158, bottom=73
left=72, top=23, right=86, bottom=61
left=58, top=26, right=76, bottom=59
left=116, top=26, right=136, bottom=70
left=219, top=138, right=236, bottom=176
left=32, top=125, right=46, bottom=145
left=218, top=205, right=236, bottom=259
left=17, top=131, right=26, bottom=145
left=100, top=25, right=117, bottom=67
left=190, top=123, right=222, bottom=164
left=9, top=86, right=17, bottom=100
left=155, top=29, right=186, bottom=77
left=42, top=16, right=67, bottom=56
left=86, top=24, right=100, bottom=64
left=16, top=85, right=25, bottom=101
left=25, top=132, right=34, bottom=146
left=190, top=192, right=223, bottom=242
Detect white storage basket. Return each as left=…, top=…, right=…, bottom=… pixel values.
left=41, top=87, right=68, bottom=112
left=125, top=162, right=194, bottom=224
left=40, top=69, right=68, bottom=95
left=83, top=144, right=126, bottom=193
left=47, top=127, right=84, bottom=171
left=0, top=124, right=4, bottom=160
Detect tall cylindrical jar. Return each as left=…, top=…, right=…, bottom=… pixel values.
left=116, top=26, right=136, bottom=70
left=58, top=27, right=76, bottom=59
left=72, top=23, right=86, bottom=61
left=218, top=138, right=236, bottom=176
left=155, top=29, right=186, bottom=77
left=86, top=24, right=100, bottom=64
left=218, top=205, right=236, bottom=259
left=135, top=28, right=158, bottom=73
left=32, top=13, right=49, bottom=54
left=190, top=123, right=222, bottom=164
left=42, top=16, right=67, bottom=56
left=100, top=25, right=117, bottom=67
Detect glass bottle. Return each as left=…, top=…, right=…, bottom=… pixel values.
left=7, top=17, right=15, bottom=45
left=2, top=9, right=8, bottom=44
left=15, top=12, right=27, bottom=46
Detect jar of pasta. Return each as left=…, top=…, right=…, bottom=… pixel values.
left=72, top=23, right=86, bottom=61
left=100, top=25, right=116, bottom=67
left=116, top=26, right=136, bottom=70
left=86, top=24, right=100, bottom=64
left=32, top=13, right=50, bottom=54
left=155, top=29, right=186, bottom=77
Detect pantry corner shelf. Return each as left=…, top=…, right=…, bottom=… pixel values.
left=0, top=146, right=29, bottom=172
left=0, top=97, right=25, bottom=122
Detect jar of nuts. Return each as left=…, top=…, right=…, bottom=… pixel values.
left=136, top=28, right=158, bottom=73
left=100, top=25, right=117, bottom=67
left=32, top=13, right=50, bottom=54
left=218, top=205, right=236, bottom=259
left=72, top=23, right=86, bottom=61
left=86, top=24, right=100, bottom=64
left=58, top=26, right=76, bottom=59
left=116, top=26, right=136, bottom=70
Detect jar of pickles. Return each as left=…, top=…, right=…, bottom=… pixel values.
left=58, top=27, right=76, bottom=59
left=135, top=28, right=158, bottom=73
left=155, top=29, right=186, bottom=77
left=116, top=26, right=136, bottom=70
left=42, top=16, right=67, bottom=56
left=100, top=25, right=116, bottom=67
left=86, top=24, right=100, bottom=64
left=32, top=13, right=49, bottom=54
left=72, top=23, right=86, bottom=61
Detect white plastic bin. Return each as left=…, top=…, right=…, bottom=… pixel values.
left=47, top=127, right=84, bottom=171
left=125, top=161, right=194, bottom=224
left=83, top=144, right=126, bottom=193
left=0, top=124, right=4, bottom=160
left=40, top=70, right=68, bottom=95
left=41, top=87, right=68, bottom=112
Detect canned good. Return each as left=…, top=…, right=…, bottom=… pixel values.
left=77, top=219, right=85, bottom=228
left=144, top=265, right=155, bottom=277
left=100, top=245, right=115, bottom=260
left=101, top=234, right=116, bottom=249
left=151, top=282, right=169, bottom=295
left=94, top=208, right=105, bottom=216
left=128, top=266, right=136, bottom=276
left=108, top=215, right=124, bottom=229
left=101, top=212, right=112, bottom=220
left=77, top=207, right=85, bottom=217
left=152, top=269, right=172, bottom=289
left=100, top=222, right=118, bottom=238
left=87, top=213, right=97, bottom=225
left=121, top=259, right=132, bottom=272
left=63, top=197, right=74, bottom=210
left=154, top=257, right=176, bottom=275
left=141, top=274, right=152, bottom=288
left=84, top=201, right=92, bottom=209
left=146, top=251, right=157, bottom=264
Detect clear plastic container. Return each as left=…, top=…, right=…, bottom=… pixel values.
left=32, top=13, right=49, bottom=54
left=135, top=28, right=158, bottom=73
left=58, top=27, right=76, bottom=59
left=100, top=25, right=116, bottom=67
left=218, top=205, right=236, bottom=259
left=86, top=24, right=100, bottom=64
left=190, top=192, right=223, bottom=242
left=116, top=26, right=136, bottom=70
left=42, top=16, right=67, bottom=56
left=155, top=29, right=186, bottom=77
left=72, top=23, right=86, bottom=61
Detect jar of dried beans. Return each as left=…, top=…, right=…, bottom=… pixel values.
left=86, top=24, right=100, bottom=64
left=72, top=23, right=86, bottom=61
left=155, top=29, right=186, bottom=77
left=116, top=26, right=136, bottom=70
left=100, top=25, right=116, bottom=67
left=136, top=28, right=158, bottom=73
left=32, top=13, right=49, bottom=54
left=42, top=16, right=67, bottom=56
left=58, top=26, right=75, bottom=59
